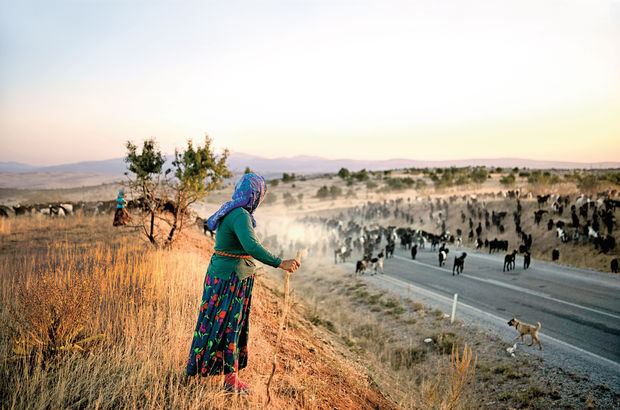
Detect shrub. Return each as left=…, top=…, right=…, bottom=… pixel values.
left=263, top=192, right=277, bottom=205
left=7, top=272, right=100, bottom=361
left=282, top=172, right=296, bottom=182
left=316, top=185, right=329, bottom=199
left=329, top=185, right=343, bottom=198
left=470, top=168, right=488, bottom=184
left=500, top=173, right=516, bottom=186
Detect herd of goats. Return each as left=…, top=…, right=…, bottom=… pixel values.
left=299, top=191, right=620, bottom=275
left=1, top=189, right=619, bottom=274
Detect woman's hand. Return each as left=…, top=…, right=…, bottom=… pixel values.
left=279, top=259, right=300, bottom=272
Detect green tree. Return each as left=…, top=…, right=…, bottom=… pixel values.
left=124, top=139, right=166, bottom=246
left=244, top=166, right=252, bottom=174
left=125, top=136, right=230, bottom=248
left=282, top=172, right=296, bottom=182
left=470, top=168, right=488, bottom=184
left=337, top=167, right=350, bottom=179
left=352, top=169, right=369, bottom=181
left=316, top=185, right=330, bottom=199
left=166, top=137, right=231, bottom=246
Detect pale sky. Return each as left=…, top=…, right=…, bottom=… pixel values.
left=1, top=0, right=619, bottom=166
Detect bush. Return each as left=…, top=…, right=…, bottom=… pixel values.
left=262, top=192, right=277, bottom=205
left=282, top=172, right=296, bottom=182
left=527, top=170, right=560, bottom=185
left=470, top=168, right=488, bottom=184
left=329, top=185, right=343, bottom=198
left=500, top=173, right=516, bottom=186
left=316, top=186, right=329, bottom=199
left=352, top=169, right=369, bottom=181
left=283, top=192, right=296, bottom=207
left=7, top=272, right=100, bottom=361
left=366, top=181, right=378, bottom=190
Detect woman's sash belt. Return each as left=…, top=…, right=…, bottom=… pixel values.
left=214, top=250, right=252, bottom=259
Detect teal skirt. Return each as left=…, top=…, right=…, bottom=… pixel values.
left=186, top=271, right=254, bottom=376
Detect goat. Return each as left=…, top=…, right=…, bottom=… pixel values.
left=524, top=252, right=531, bottom=269
left=503, top=250, right=518, bottom=272
left=385, top=242, right=395, bottom=258
left=438, top=248, right=449, bottom=267
left=370, top=251, right=385, bottom=274
left=611, top=258, right=619, bottom=273
left=552, top=248, right=560, bottom=261
left=452, top=252, right=467, bottom=275
left=410, top=244, right=418, bottom=260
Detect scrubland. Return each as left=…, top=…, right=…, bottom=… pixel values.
left=1, top=213, right=617, bottom=409
left=1, top=168, right=619, bottom=409
left=0, top=215, right=393, bottom=409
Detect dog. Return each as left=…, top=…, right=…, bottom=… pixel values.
left=507, top=317, right=542, bottom=350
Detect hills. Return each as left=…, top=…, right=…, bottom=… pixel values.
left=1, top=154, right=618, bottom=177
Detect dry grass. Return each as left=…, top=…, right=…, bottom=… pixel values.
left=0, top=215, right=393, bottom=409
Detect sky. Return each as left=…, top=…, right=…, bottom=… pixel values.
left=1, top=0, right=619, bottom=166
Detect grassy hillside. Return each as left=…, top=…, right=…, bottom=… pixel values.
left=0, top=215, right=392, bottom=409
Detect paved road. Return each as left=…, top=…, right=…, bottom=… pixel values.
left=354, top=245, right=620, bottom=389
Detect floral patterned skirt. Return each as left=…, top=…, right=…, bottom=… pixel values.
left=186, top=271, right=254, bottom=377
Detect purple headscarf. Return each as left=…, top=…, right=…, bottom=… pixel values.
left=206, top=173, right=267, bottom=231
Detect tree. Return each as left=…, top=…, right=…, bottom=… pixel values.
left=124, top=136, right=231, bottom=248
left=470, top=168, right=488, bottom=184
left=244, top=166, right=252, bottom=174
left=337, top=167, right=350, bottom=179
left=124, top=139, right=166, bottom=246
left=282, top=173, right=296, bottom=182
left=166, top=137, right=231, bottom=246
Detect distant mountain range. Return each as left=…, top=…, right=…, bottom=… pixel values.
left=1, top=154, right=618, bottom=176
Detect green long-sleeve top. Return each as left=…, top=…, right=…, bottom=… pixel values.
left=208, top=207, right=282, bottom=280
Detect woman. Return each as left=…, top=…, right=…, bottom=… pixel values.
left=186, top=173, right=299, bottom=393
left=113, top=189, right=131, bottom=226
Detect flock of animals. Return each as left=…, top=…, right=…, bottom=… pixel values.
left=1, top=187, right=619, bottom=275
left=301, top=190, right=619, bottom=275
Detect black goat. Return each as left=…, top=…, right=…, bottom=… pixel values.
left=503, top=250, right=518, bottom=272
left=524, top=252, right=531, bottom=269
left=452, top=252, right=467, bottom=275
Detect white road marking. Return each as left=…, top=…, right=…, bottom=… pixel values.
left=393, top=255, right=620, bottom=321
left=377, top=273, right=620, bottom=370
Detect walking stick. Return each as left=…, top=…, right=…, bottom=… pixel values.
left=266, top=249, right=303, bottom=405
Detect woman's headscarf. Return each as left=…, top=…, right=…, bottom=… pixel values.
left=117, top=189, right=124, bottom=199
left=206, top=173, right=267, bottom=231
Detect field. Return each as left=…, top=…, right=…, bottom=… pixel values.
left=0, top=169, right=619, bottom=409
left=0, top=215, right=393, bottom=409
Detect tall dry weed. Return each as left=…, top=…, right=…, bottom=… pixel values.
left=440, top=343, right=477, bottom=410
left=6, top=270, right=100, bottom=361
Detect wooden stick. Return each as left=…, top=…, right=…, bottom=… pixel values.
left=266, top=250, right=302, bottom=406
